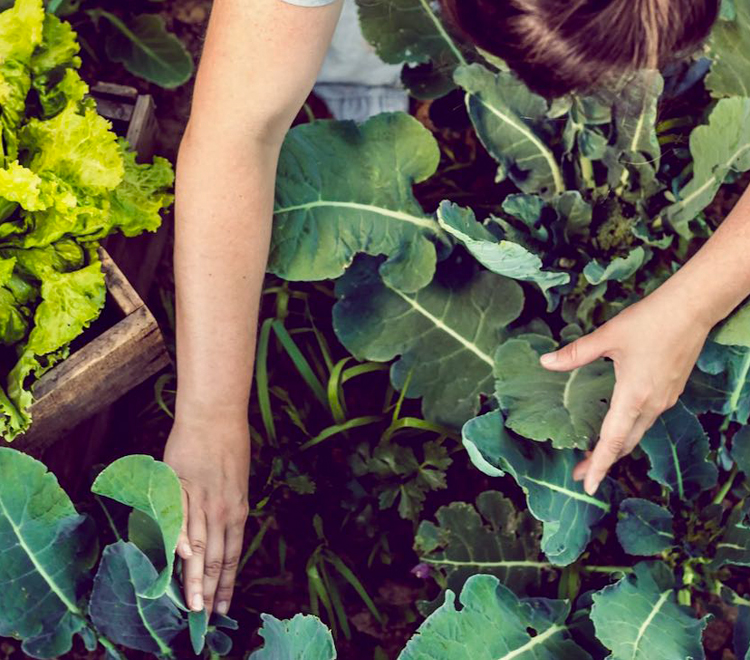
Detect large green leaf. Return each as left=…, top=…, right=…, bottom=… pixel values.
left=493, top=337, right=615, bottom=450
left=732, top=426, right=750, bottom=478
left=454, top=64, right=565, bottom=196
left=582, top=247, right=646, bottom=286
left=333, top=256, right=524, bottom=428
left=400, top=574, right=591, bottom=659
left=272, top=113, right=444, bottom=293
left=91, top=455, right=182, bottom=600
left=88, top=541, right=186, bottom=655
left=415, top=491, right=544, bottom=605
left=90, top=11, right=194, bottom=88
left=249, top=613, right=336, bottom=660
left=664, top=97, right=750, bottom=236
left=463, top=410, right=612, bottom=566
left=684, top=341, right=750, bottom=425
left=714, top=299, right=750, bottom=348
left=0, top=447, right=97, bottom=659
left=639, top=400, right=718, bottom=500
left=437, top=201, right=570, bottom=310
left=712, top=507, right=750, bottom=568
left=707, top=0, right=750, bottom=97
left=356, top=0, right=466, bottom=99
left=615, top=498, right=674, bottom=556
left=591, top=561, right=707, bottom=660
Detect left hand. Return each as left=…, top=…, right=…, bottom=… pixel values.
left=539, top=288, right=713, bottom=496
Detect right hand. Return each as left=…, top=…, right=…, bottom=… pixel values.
left=163, top=412, right=251, bottom=618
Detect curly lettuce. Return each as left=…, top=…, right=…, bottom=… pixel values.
left=0, top=0, right=174, bottom=440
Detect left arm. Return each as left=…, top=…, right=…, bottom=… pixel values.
left=540, top=184, right=750, bottom=496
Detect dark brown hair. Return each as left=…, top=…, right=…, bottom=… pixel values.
left=439, top=0, right=720, bottom=98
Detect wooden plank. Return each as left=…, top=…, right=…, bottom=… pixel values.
left=126, top=95, right=157, bottom=161
left=99, top=246, right=142, bottom=316
left=15, top=305, right=171, bottom=456
left=91, top=82, right=139, bottom=100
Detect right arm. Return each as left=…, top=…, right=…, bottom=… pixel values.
left=165, top=0, right=342, bottom=618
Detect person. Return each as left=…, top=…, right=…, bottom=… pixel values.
left=164, top=0, right=742, bottom=620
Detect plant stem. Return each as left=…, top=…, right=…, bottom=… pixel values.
left=580, top=565, right=633, bottom=574
left=713, top=464, right=739, bottom=505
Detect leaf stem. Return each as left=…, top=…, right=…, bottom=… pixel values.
left=580, top=565, right=634, bottom=574
left=712, top=464, right=739, bottom=505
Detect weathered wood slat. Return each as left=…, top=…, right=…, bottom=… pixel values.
left=13, top=246, right=172, bottom=456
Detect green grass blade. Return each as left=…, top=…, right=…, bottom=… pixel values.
left=271, top=320, right=328, bottom=407
left=382, top=416, right=461, bottom=443
left=238, top=517, right=273, bottom=574
left=326, top=552, right=383, bottom=624
left=255, top=318, right=276, bottom=444
left=299, top=416, right=383, bottom=451
left=391, top=368, right=415, bottom=424
left=341, top=362, right=390, bottom=384
left=321, top=562, right=351, bottom=640
left=327, top=358, right=352, bottom=424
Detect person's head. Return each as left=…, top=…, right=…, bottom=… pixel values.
left=439, top=0, right=720, bottom=98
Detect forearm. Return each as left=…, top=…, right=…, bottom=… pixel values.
left=655, top=184, right=750, bottom=328
left=172, top=126, right=281, bottom=422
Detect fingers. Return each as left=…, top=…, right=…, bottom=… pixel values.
left=583, top=387, right=640, bottom=496
left=185, top=507, right=207, bottom=612
left=540, top=332, right=606, bottom=372
left=202, top=515, right=226, bottom=618
left=214, top=520, right=246, bottom=616
left=176, top=485, right=193, bottom=560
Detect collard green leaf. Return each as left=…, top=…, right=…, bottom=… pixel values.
left=92, top=11, right=194, bottom=89
left=664, top=97, right=750, bottom=236
left=463, top=411, right=612, bottom=566
left=333, top=256, right=524, bottom=428
left=707, top=0, right=750, bottom=97
left=640, top=400, right=718, bottom=500
left=249, top=613, right=336, bottom=660
left=88, top=541, right=185, bottom=655
left=612, top=71, right=663, bottom=164
left=189, top=608, right=208, bottom=655
left=714, top=299, right=750, bottom=348
left=582, top=247, right=646, bottom=286
left=415, top=491, right=544, bottom=603
left=91, top=455, right=182, bottom=599
left=684, top=341, right=750, bottom=425
left=400, top=574, right=590, bottom=659
left=454, top=64, right=565, bottom=196
left=0, top=447, right=96, bottom=659
left=732, top=426, right=750, bottom=478
left=127, top=510, right=164, bottom=572
left=272, top=113, right=444, bottom=293
left=712, top=507, right=750, bottom=568
left=590, top=561, right=707, bottom=660
left=437, top=201, right=569, bottom=310
left=735, top=603, right=750, bottom=660
left=493, top=337, right=615, bottom=450
left=616, top=498, right=674, bottom=556
left=356, top=0, right=466, bottom=99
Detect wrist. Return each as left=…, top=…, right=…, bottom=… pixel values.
left=174, top=393, right=249, bottom=427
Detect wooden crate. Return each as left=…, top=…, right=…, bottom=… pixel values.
left=93, top=82, right=171, bottom=303
left=10, top=83, right=173, bottom=459
left=13, top=248, right=172, bottom=456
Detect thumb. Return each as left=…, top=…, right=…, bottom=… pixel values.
left=539, top=333, right=606, bottom=372
left=176, top=483, right=193, bottom=560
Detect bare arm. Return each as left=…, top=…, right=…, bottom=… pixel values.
left=165, top=0, right=342, bottom=617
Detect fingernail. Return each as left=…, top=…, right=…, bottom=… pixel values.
left=540, top=352, right=556, bottom=366
left=192, top=594, right=203, bottom=611
left=217, top=601, right=229, bottom=615
left=181, top=542, right=193, bottom=557
left=585, top=480, right=600, bottom=496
